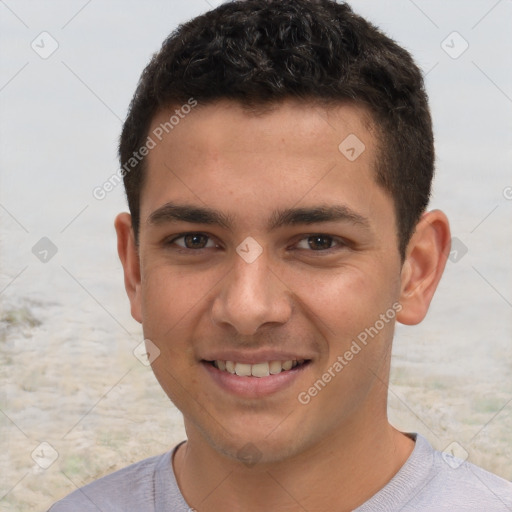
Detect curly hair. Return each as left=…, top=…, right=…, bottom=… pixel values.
left=119, top=0, right=434, bottom=258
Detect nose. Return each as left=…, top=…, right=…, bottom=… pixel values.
left=211, top=252, right=292, bottom=336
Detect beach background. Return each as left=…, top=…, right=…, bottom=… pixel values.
left=1, top=0, right=511, bottom=510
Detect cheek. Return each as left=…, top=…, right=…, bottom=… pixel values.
left=281, top=264, right=388, bottom=340
left=139, top=263, right=207, bottom=343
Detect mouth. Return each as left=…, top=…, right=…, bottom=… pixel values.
left=200, top=354, right=313, bottom=397
left=205, top=359, right=310, bottom=377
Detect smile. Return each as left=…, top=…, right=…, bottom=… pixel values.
left=208, top=359, right=308, bottom=377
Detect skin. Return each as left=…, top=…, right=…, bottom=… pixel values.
left=115, top=99, right=451, bottom=511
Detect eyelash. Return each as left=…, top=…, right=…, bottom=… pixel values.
left=165, top=232, right=348, bottom=253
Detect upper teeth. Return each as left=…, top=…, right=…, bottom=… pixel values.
left=214, top=360, right=305, bottom=377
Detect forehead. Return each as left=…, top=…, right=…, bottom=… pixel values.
left=148, top=99, right=376, bottom=160
left=141, top=99, right=387, bottom=229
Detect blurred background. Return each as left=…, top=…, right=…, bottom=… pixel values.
left=1, top=0, right=511, bottom=509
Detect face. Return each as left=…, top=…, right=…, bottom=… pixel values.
left=124, top=100, right=407, bottom=463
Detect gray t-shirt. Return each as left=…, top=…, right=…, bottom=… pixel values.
left=49, top=433, right=512, bottom=511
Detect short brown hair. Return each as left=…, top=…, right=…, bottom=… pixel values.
left=119, top=0, right=434, bottom=258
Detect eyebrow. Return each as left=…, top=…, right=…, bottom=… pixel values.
left=148, top=203, right=233, bottom=230
left=147, top=202, right=370, bottom=231
left=268, top=205, right=370, bottom=230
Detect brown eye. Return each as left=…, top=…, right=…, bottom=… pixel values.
left=173, top=233, right=215, bottom=249
left=308, top=235, right=334, bottom=250
left=296, top=235, right=338, bottom=251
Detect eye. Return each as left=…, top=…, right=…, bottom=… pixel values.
left=296, top=234, right=343, bottom=251
left=170, top=233, right=217, bottom=250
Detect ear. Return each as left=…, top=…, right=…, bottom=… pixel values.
left=114, top=212, right=142, bottom=324
left=396, top=209, right=451, bottom=325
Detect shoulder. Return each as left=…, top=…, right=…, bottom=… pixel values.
left=358, top=434, right=512, bottom=512
left=47, top=451, right=173, bottom=512
left=425, top=443, right=512, bottom=510
left=400, top=434, right=512, bottom=511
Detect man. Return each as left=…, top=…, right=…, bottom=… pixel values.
left=50, top=0, right=512, bottom=510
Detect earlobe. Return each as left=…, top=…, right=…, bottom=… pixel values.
left=396, top=210, right=451, bottom=325
left=114, top=213, right=143, bottom=324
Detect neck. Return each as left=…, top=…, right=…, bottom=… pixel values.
left=173, top=416, right=414, bottom=512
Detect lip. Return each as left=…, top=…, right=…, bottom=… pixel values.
left=201, top=360, right=311, bottom=398
left=200, top=350, right=314, bottom=365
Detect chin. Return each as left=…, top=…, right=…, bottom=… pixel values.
left=194, top=420, right=312, bottom=468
